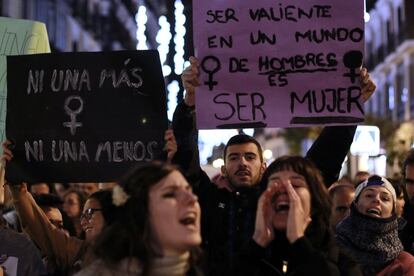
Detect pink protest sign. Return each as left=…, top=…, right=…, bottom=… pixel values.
left=193, top=0, right=365, bottom=129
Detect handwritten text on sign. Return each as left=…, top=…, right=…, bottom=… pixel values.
left=193, top=0, right=364, bottom=129
left=6, top=51, right=167, bottom=183
left=0, top=17, right=50, bottom=153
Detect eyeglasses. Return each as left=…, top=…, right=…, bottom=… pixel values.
left=80, top=208, right=102, bottom=221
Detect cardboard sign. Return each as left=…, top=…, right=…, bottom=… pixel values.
left=6, top=50, right=168, bottom=183
left=0, top=17, right=50, bottom=152
left=193, top=0, right=365, bottom=129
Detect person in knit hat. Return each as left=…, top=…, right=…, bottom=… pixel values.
left=354, top=175, right=397, bottom=212
left=336, top=175, right=414, bottom=275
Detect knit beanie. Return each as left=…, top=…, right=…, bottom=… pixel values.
left=355, top=175, right=396, bottom=206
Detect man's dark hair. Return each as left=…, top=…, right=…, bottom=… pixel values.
left=403, top=149, right=414, bottom=178
left=34, top=193, right=77, bottom=236
left=389, top=178, right=405, bottom=198
left=223, top=134, right=263, bottom=162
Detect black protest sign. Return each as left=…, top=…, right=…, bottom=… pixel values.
left=6, top=50, right=167, bottom=183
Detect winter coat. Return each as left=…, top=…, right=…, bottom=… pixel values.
left=377, top=251, right=414, bottom=276
left=336, top=204, right=413, bottom=276
left=172, top=102, right=357, bottom=275
left=235, top=232, right=361, bottom=276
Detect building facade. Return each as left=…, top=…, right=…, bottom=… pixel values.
left=365, top=0, right=414, bottom=124
left=0, top=0, right=138, bottom=51
left=362, top=0, right=414, bottom=175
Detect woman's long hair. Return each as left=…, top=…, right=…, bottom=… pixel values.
left=93, top=162, right=199, bottom=275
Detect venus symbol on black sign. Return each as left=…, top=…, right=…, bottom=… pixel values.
left=63, top=96, right=83, bottom=135
left=342, top=51, right=363, bottom=84
left=201, top=56, right=221, bottom=90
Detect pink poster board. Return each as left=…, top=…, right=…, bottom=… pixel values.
left=193, top=0, right=365, bottom=129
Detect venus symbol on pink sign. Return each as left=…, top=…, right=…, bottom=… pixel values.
left=193, top=0, right=365, bottom=129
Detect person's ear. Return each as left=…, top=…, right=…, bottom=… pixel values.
left=260, top=162, right=267, bottom=174
left=221, top=165, right=227, bottom=177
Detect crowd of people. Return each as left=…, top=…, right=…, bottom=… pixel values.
left=1, top=57, right=414, bottom=276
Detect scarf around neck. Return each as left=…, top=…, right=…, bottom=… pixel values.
left=335, top=204, right=403, bottom=275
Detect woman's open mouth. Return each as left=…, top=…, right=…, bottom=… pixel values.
left=274, top=202, right=290, bottom=212
left=366, top=208, right=381, bottom=217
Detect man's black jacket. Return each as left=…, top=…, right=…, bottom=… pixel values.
left=172, top=102, right=356, bottom=275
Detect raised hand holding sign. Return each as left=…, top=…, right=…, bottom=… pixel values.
left=193, top=0, right=365, bottom=129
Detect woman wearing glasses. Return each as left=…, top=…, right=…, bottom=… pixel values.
left=8, top=183, right=116, bottom=275
left=80, top=190, right=116, bottom=245
left=3, top=130, right=177, bottom=274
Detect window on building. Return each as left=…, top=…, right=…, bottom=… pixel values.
left=396, top=63, right=405, bottom=121
left=366, top=94, right=373, bottom=115
left=28, top=0, right=36, bottom=19
left=35, top=0, right=48, bottom=23
left=46, top=1, right=56, bottom=45
left=376, top=84, right=384, bottom=118
left=397, top=6, right=404, bottom=43
left=72, top=41, right=78, bottom=52
left=55, top=2, right=67, bottom=51
left=73, top=0, right=85, bottom=21
left=82, top=0, right=88, bottom=25
left=386, top=82, right=394, bottom=120
left=410, top=56, right=414, bottom=118
left=84, top=0, right=92, bottom=28
left=23, top=0, right=36, bottom=19
left=386, top=20, right=394, bottom=53
left=377, top=22, right=385, bottom=63
left=366, top=40, right=375, bottom=69
left=93, top=3, right=101, bottom=36
left=22, top=0, right=28, bottom=18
